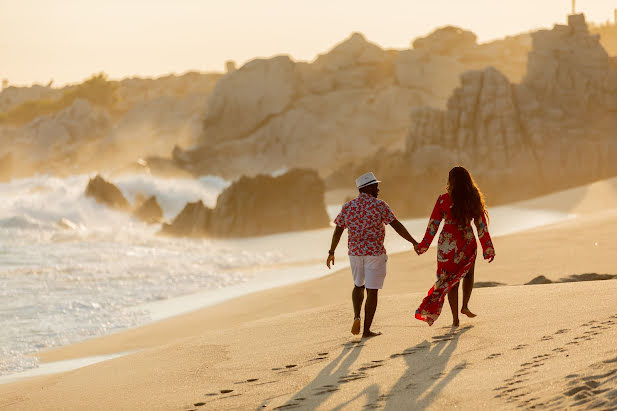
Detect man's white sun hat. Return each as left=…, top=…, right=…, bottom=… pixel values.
left=356, top=172, right=381, bottom=188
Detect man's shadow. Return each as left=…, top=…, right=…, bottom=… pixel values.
left=383, top=324, right=473, bottom=410
left=258, top=340, right=365, bottom=410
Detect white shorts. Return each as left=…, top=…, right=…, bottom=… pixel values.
left=349, top=254, right=388, bottom=290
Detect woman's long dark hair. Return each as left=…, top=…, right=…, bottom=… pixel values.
left=447, top=166, right=488, bottom=225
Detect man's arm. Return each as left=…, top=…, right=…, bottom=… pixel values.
left=326, top=225, right=345, bottom=269
left=389, top=219, right=418, bottom=246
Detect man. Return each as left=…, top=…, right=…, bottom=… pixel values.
left=327, top=172, right=418, bottom=338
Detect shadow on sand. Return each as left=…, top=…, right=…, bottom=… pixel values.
left=262, top=340, right=365, bottom=410
left=270, top=325, right=472, bottom=410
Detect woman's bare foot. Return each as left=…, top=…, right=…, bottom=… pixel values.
left=351, top=317, right=361, bottom=335
left=461, top=307, right=476, bottom=318
left=362, top=331, right=382, bottom=338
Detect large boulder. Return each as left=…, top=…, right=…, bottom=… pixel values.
left=85, top=174, right=129, bottom=210
left=211, top=168, right=329, bottom=237
left=162, top=169, right=330, bottom=237
left=202, top=55, right=299, bottom=145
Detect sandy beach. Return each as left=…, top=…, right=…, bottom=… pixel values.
left=0, top=178, right=616, bottom=410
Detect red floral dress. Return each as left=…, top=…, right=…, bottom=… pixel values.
left=415, top=193, right=495, bottom=326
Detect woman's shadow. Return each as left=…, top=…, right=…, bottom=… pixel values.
left=332, top=325, right=473, bottom=410
left=383, top=324, right=473, bottom=410
left=271, top=325, right=472, bottom=410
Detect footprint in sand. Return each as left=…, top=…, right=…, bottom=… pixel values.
left=314, top=385, right=339, bottom=395
left=359, top=362, right=384, bottom=371
left=220, top=389, right=234, bottom=394
left=338, top=371, right=368, bottom=384
left=285, top=364, right=297, bottom=369
left=540, top=335, right=553, bottom=341
left=555, top=328, right=570, bottom=335
left=512, top=344, right=528, bottom=350
left=486, top=353, right=502, bottom=360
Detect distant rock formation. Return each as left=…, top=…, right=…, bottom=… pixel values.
left=173, top=28, right=532, bottom=179
left=0, top=84, right=61, bottom=113
left=0, top=72, right=221, bottom=178
left=132, top=196, right=163, bottom=224
left=162, top=169, right=330, bottom=237
left=85, top=174, right=129, bottom=210
left=327, top=14, right=617, bottom=217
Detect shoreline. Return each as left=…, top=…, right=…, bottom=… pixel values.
left=2, top=177, right=616, bottom=389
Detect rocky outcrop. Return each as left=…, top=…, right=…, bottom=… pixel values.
left=328, top=15, right=617, bottom=217
left=0, top=72, right=221, bottom=178
left=132, top=196, right=163, bottom=224
left=85, top=174, right=129, bottom=210
left=174, top=28, right=533, bottom=179
left=203, top=55, right=299, bottom=145
left=162, top=169, right=329, bottom=237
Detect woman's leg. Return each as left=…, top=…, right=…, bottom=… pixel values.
left=461, top=261, right=476, bottom=317
left=447, top=282, right=460, bottom=326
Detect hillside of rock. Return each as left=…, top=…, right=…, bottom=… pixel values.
left=171, top=27, right=534, bottom=179
left=0, top=72, right=221, bottom=179
left=326, top=14, right=617, bottom=218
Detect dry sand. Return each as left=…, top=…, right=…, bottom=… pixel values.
left=1, top=178, right=617, bottom=410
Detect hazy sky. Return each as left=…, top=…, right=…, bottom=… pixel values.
left=1, top=0, right=616, bottom=86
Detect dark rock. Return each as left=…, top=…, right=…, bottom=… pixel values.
left=160, top=200, right=211, bottom=237
left=558, top=273, right=617, bottom=282
left=161, top=169, right=330, bottom=238
left=85, top=174, right=129, bottom=210
left=474, top=281, right=505, bottom=288
left=526, top=275, right=553, bottom=285
left=209, top=168, right=329, bottom=237
left=132, top=196, right=163, bottom=224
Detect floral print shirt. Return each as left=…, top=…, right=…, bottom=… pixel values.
left=334, top=193, right=396, bottom=256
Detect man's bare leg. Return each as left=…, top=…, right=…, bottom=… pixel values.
left=461, top=262, right=476, bottom=318
left=362, top=288, right=382, bottom=338
left=447, top=283, right=460, bottom=327
left=351, top=285, right=364, bottom=335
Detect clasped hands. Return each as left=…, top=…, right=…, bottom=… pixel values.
left=411, top=240, right=421, bottom=255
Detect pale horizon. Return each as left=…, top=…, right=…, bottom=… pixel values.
left=1, top=0, right=616, bottom=87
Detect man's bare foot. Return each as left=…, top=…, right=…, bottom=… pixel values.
left=362, top=331, right=382, bottom=338
left=351, top=317, right=361, bottom=335
left=461, top=307, right=476, bottom=318
left=452, top=319, right=460, bottom=327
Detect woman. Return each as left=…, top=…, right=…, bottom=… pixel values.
left=414, top=166, right=495, bottom=326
